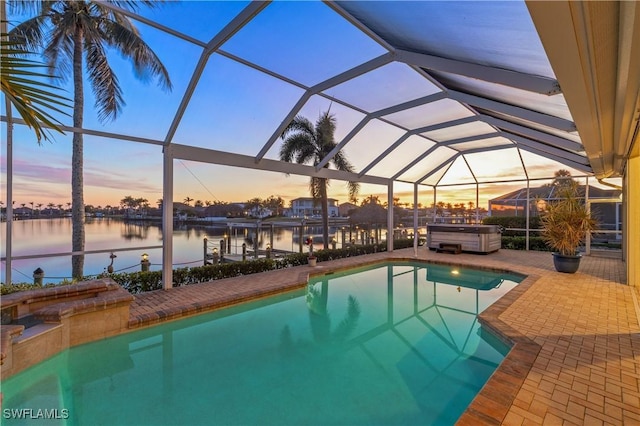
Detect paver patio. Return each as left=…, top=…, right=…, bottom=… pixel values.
left=130, top=248, right=639, bottom=425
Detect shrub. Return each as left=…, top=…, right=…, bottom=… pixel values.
left=500, top=236, right=550, bottom=251
left=1, top=277, right=90, bottom=295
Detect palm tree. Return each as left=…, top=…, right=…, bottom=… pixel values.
left=183, top=197, right=193, bottom=206
left=10, top=1, right=172, bottom=279
left=280, top=111, right=359, bottom=249
left=362, top=195, right=380, bottom=206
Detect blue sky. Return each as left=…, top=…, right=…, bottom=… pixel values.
left=1, top=1, right=611, bottom=211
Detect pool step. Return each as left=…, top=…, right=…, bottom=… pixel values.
left=13, top=323, right=63, bottom=345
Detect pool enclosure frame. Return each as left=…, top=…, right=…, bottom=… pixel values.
left=2, top=1, right=638, bottom=289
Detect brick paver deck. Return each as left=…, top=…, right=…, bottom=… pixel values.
left=129, top=248, right=639, bottom=425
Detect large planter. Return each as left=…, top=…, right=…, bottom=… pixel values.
left=552, top=252, right=581, bottom=273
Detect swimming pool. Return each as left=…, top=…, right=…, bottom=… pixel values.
left=2, top=261, right=522, bottom=425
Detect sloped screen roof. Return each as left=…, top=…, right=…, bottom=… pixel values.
left=3, top=0, right=592, bottom=189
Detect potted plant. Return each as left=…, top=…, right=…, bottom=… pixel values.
left=540, top=181, right=597, bottom=273
left=305, top=236, right=317, bottom=266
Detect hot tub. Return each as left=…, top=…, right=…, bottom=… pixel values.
left=426, top=224, right=502, bottom=254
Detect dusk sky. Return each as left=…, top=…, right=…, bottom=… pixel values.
left=1, top=1, right=614, bottom=211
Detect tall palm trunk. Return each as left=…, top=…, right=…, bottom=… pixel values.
left=319, top=178, right=329, bottom=249
left=71, top=26, right=85, bottom=279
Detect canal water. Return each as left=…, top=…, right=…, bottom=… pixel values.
left=1, top=218, right=370, bottom=284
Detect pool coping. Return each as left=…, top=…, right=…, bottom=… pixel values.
left=458, top=273, right=542, bottom=425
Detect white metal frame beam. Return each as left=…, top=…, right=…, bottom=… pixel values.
left=450, top=90, right=577, bottom=132
left=396, top=48, right=561, bottom=95
left=164, top=1, right=269, bottom=144
left=98, top=2, right=207, bottom=48
left=502, top=130, right=589, bottom=165
left=358, top=133, right=414, bottom=177
left=0, top=116, right=165, bottom=146
left=391, top=145, right=445, bottom=180
left=503, top=132, right=592, bottom=172
left=419, top=156, right=458, bottom=184
left=315, top=92, right=446, bottom=171
left=255, top=53, right=394, bottom=161
left=516, top=144, right=592, bottom=174
left=315, top=117, right=372, bottom=171
left=171, top=144, right=389, bottom=185
left=414, top=116, right=480, bottom=134
left=371, top=91, right=447, bottom=117
left=483, top=115, right=583, bottom=152
left=461, top=144, right=515, bottom=155
left=356, top=116, right=481, bottom=178
left=437, top=132, right=502, bottom=147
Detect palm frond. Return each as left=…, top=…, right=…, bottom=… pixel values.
left=7, top=14, right=49, bottom=52
left=279, top=133, right=314, bottom=163
left=84, top=39, right=123, bottom=122
left=104, top=1, right=161, bottom=11
left=1, top=35, right=70, bottom=143
left=333, top=150, right=355, bottom=173
left=347, top=181, right=360, bottom=203
left=296, top=142, right=316, bottom=164
left=281, top=115, right=315, bottom=140
left=315, top=111, right=336, bottom=147
left=42, top=22, right=74, bottom=81
left=99, top=18, right=172, bottom=91
left=7, top=1, right=55, bottom=16
left=332, top=296, right=361, bottom=341
left=309, top=177, right=322, bottom=202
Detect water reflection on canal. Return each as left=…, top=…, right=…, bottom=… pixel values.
left=1, top=218, right=361, bottom=283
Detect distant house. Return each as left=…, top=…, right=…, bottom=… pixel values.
left=289, top=197, right=339, bottom=218
left=203, top=203, right=244, bottom=218
left=13, top=207, right=33, bottom=219
left=489, top=184, right=622, bottom=230
left=338, top=202, right=358, bottom=217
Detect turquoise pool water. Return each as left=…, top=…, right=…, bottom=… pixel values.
left=2, top=261, right=522, bottom=425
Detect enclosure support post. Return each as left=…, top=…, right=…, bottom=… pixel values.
left=3, top=7, right=13, bottom=285
left=526, top=180, right=530, bottom=251
left=433, top=188, right=437, bottom=223
left=475, top=183, right=480, bottom=223
left=3, top=95, right=13, bottom=285
left=413, top=183, right=419, bottom=257
left=585, top=177, right=591, bottom=255
left=203, top=237, right=208, bottom=265
left=299, top=221, right=304, bottom=253
left=387, top=180, right=394, bottom=252
left=162, top=146, right=174, bottom=289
